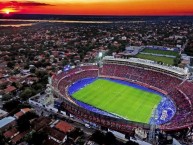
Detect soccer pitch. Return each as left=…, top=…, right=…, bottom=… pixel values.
left=72, top=79, right=162, bottom=124
left=136, top=54, right=174, bottom=65
left=142, top=48, right=178, bottom=56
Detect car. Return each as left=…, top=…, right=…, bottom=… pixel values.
left=85, top=123, right=91, bottom=128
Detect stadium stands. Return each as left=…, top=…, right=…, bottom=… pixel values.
left=52, top=58, right=193, bottom=132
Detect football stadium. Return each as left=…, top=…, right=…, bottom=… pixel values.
left=51, top=56, right=193, bottom=134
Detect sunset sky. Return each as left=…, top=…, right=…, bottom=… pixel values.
left=0, top=0, right=193, bottom=15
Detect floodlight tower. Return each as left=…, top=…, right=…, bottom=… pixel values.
left=148, top=108, right=158, bottom=143
left=98, top=52, right=103, bottom=76
left=98, top=52, right=103, bottom=61
left=44, top=77, right=54, bottom=105
left=98, top=52, right=103, bottom=67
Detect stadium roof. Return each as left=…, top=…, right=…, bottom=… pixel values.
left=0, top=116, right=15, bottom=128
left=103, top=56, right=188, bottom=76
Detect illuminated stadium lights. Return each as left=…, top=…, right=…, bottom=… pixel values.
left=98, top=52, right=103, bottom=58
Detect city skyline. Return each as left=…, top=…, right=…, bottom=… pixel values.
left=0, top=0, right=193, bottom=15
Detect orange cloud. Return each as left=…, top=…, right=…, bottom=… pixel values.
left=0, top=1, right=53, bottom=14
left=1, top=0, right=193, bottom=15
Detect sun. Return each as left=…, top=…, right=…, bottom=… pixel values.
left=1, top=8, right=16, bottom=14
left=5, top=10, right=10, bottom=14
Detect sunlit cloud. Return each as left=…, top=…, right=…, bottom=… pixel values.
left=0, top=7, right=19, bottom=14
left=0, top=0, right=193, bottom=15
left=0, top=1, right=53, bottom=13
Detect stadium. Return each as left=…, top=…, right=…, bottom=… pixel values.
left=51, top=56, right=193, bottom=135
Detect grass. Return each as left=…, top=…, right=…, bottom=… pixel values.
left=142, top=48, right=179, bottom=56
left=136, top=54, right=175, bottom=65
left=72, top=79, right=161, bottom=124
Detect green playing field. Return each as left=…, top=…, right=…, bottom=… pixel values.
left=136, top=54, right=175, bottom=65
left=72, top=79, right=162, bottom=123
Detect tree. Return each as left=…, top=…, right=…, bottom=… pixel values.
left=2, top=94, right=12, bottom=101
left=32, top=83, right=43, bottom=91
left=24, top=64, right=29, bottom=70
left=13, top=69, right=20, bottom=75
left=28, top=131, right=48, bottom=145
left=91, top=130, right=105, bottom=145
left=62, top=58, right=69, bottom=66
left=30, top=67, right=36, bottom=73
left=41, top=75, right=48, bottom=84
left=0, top=83, right=7, bottom=90
left=173, top=54, right=181, bottom=66
left=104, top=132, right=116, bottom=145
left=17, top=112, right=38, bottom=132
left=125, top=141, right=139, bottom=145
left=0, top=132, right=5, bottom=145
left=12, top=82, right=17, bottom=88
left=7, top=61, right=15, bottom=68
left=3, top=100, right=20, bottom=112
left=53, top=58, right=57, bottom=63
left=68, top=128, right=84, bottom=139
left=51, top=66, right=56, bottom=71
left=19, top=88, right=36, bottom=101
left=35, top=70, right=48, bottom=78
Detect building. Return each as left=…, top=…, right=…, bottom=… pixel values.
left=14, top=108, right=32, bottom=119
left=11, top=131, right=29, bottom=144
left=45, top=127, right=67, bottom=144
left=3, top=128, right=19, bottom=139
left=0, top=116, right=16, bottom=130
left=32, top=117, right=52, bottom=131
left=54, top=120, right=74, bottom=134
left=4, top=85, right=17, bottom=94
left=0, top=109, right=8, bottom=119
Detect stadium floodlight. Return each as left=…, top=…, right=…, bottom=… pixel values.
left=98, top=52, right=103, bottom=58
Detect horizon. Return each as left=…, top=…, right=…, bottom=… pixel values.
left=1, top=13, right=193, bottom=17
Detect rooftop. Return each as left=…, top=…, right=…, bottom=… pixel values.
left=4, top=86, right=17, bottom=94
left=14, top=111, right=24, bottom=119
left=0, top=116, right=15, bottom=129
left=45, top=127, right=66, bottom=141
left=42, top=138, right=60, bottom=145
left=55, top=120, right=74, bottom=133
left=32, top=117, right=52, bottom=131
left=3, top=128, right=18, bottom=139
left=14, top=108, right=32, bottom=119
left=21, top=108, right=32, bottom=113
left=11, top=131, right=29, bottom=144
left=0, top=109, right=8, bottom=118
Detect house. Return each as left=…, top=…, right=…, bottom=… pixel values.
left=17, top=142, right=29, bottom=145
left=42, top=138, right=60, bottom=145
left=0, top=109, right=8, bottom=119
left=4, top=85, right=17, bottom=94
left=85, top=141, right=100, bottom=145
left=14, top=108, right=32, bottom=119
left=0, top=116, right=16, bottom=131
left=0, top=73, right=3, bottom=79
left=32, top=117, right=52, bottom=131
left=0, top=79, right=9, bottom=88
left=25, top=76, right=39, bottom=85
left=55, top=120, right=74, bottom=134
left=3, top=128, right=19, bottom=139
left=45, top=127, right=66, bottom=144
left=11, top=131, right=29, bottom=145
